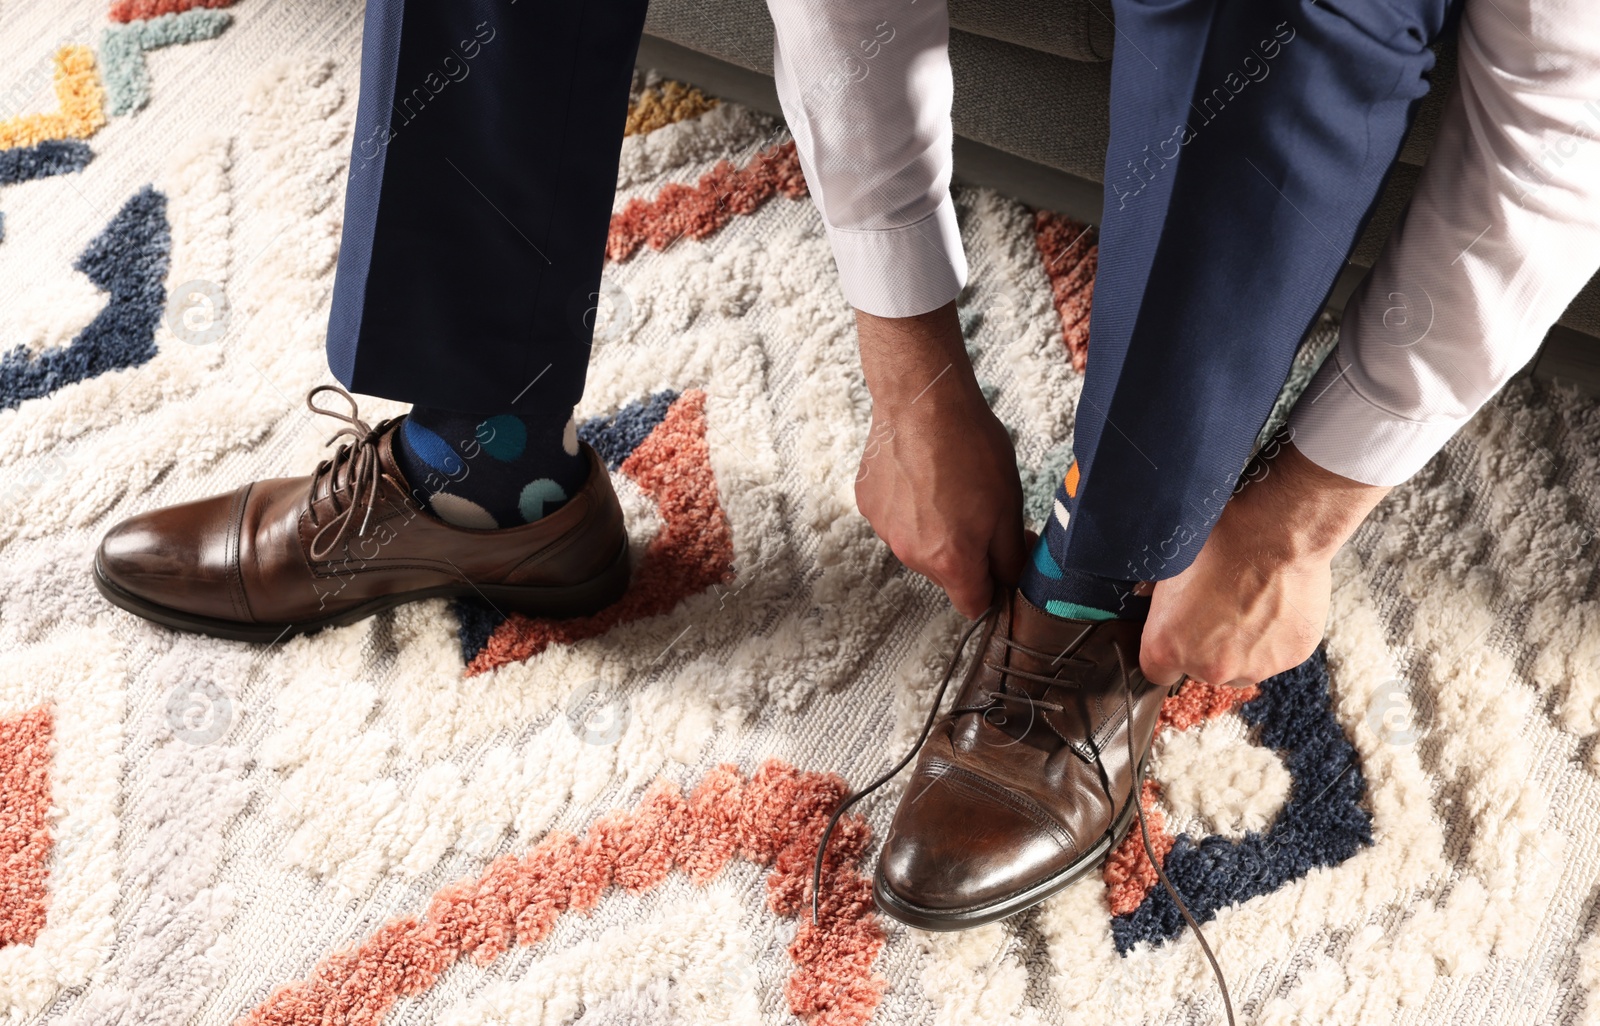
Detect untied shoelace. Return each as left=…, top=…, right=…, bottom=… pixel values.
left=810, top=600, right=1236, bottom=1025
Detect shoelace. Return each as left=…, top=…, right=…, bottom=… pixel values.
left=810, top=601, right=1236, bottom=1026
left=948, top=634, right=1094, bottom=730
left=1106, top=659, right=1235, bottom=1025
left=304, top=385, right=398, bottom=562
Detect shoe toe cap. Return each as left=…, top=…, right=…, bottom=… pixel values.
left=878, top=767, right=1078, bottom=914
left=97, top=489, right=246, bottom=620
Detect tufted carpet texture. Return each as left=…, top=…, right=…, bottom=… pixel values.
left=4, top=3, right=1600, bottom=1025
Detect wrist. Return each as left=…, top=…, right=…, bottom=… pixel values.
left=1225, top=441, right=1389, bottom=564
left=856, top=302, right=983, bottom=412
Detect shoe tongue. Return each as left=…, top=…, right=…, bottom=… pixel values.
left=374, top=423, right=408, bottom=490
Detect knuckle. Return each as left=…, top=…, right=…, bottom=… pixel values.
left=1140, top=639, right=1176, bottom=672
left=923, top=549, right=966, bottom=581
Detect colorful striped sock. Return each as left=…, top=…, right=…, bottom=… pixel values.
left=1019, top=535, right=1147, bottom=620
left=1018, top=458, right=1149, bottom=621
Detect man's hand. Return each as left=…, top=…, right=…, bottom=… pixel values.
left=853, top=302, right=1027, bottom=619
left=1140, top=441, right=1390, bottom=687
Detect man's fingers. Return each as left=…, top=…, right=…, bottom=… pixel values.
left=945, top=582, right=995, bottom=620
left=988, top=517, right=1028, bottom=589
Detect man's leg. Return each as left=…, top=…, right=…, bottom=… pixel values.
left=93, top=0, right=646, bottom=636
left=1145, top=0, right=1600, bottom=689
left=331, top=0, right=647, bottom=527
left=869, top=0, right=1456, bottom=955
left=1020, top=0, right=1456, bottom=622
left=331, top=0, right=646, bottom=415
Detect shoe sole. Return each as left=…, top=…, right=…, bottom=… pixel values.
left=93, top=540, right=632, bottom=644
left=871, top=755, right=1148, bottom=932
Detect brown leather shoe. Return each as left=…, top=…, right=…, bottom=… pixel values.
left=872, top=590, right=1169, bottom=930
left=94, top=387, right=630, bottom=642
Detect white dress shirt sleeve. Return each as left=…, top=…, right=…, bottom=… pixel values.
left=1290, top=0, right=1600, bottom=486
left=766, top=0, right=966, bottom=318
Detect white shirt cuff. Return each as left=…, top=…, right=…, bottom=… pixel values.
left=1288, top=349, right=1468, bottom=487
left=825, top=191, right=968, bottom=318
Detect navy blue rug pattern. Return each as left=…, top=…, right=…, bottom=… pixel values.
left=0, top=140, right=95, bottom=243
left=1111, top=648, right=1373, bottom=953
left=0, top=185, right=169, bottom=410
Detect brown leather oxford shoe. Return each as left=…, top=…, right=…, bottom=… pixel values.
left=94, top=386, right=630, bottom=642
left=872, top=589, right=1171, bottom=930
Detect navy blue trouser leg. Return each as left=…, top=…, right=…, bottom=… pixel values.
left=327, top=0, right=648, bottom=415
left=1053, top=0, right=1456, bottom=583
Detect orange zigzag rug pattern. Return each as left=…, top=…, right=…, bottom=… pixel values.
left=109, top=0, right=234, bottom=21
left=238, top=760, right=886, bottom=1026
left=1034, top=210, right=1098, bottom=374
left=0, top=46, right=105, bottom=151
left=606, top=141, right=809, bottom=263
left=626, top=80, right=718, bottom=137
left=0, top=705, right=54, bottom=947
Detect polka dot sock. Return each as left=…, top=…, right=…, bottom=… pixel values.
left=1018, top=459, right=1149, bottom=621
left=392, top=405, right=589, bottom=529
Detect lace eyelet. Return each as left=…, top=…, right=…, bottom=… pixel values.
left=984, top=708, right=1008, bottom=727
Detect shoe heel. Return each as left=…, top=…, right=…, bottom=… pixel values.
left=477, top=542, right=632, bottom=619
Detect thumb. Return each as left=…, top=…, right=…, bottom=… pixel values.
left=942, top=557, right=999, bottom=620
left=988, top=517, right=1028, bottom=589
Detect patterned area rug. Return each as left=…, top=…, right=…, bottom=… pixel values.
left=3, top=4, right=1600, bottom=1025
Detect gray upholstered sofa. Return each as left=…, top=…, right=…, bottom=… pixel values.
left=637, top=0, right=1600, bottom=372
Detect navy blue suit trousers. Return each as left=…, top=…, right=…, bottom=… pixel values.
left=329, top=0, right=1456, bottom=580
left=327, top=0, right=647, bottom=416
left=1053, top=0, right=1457, bottom=581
